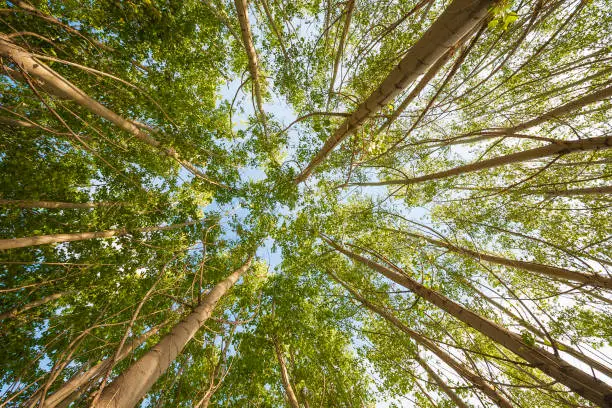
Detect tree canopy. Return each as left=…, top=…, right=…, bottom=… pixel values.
left=1, top=0, right=611, bottom=407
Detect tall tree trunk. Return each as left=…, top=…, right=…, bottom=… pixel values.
left=376, top=46, right=455, bottom=134
left=326, top=270, right=513, bottom=408
left=0, top=291, right=68, bottom=321
left=448, top=84, right=612, bottom=146
left=327, top=0, right=355, bottom=106
left=41, top=323, right=165, bottom=408
left=542, top=185, right=612, bottom=197
left=394, top=229, right=612, bottom=289
left=348, top=135, right=612, bottom=187
left=294, top=0, right=495, bottom=183
left=0, top=35, right=225, bottom=188
left=457, top=276, right=612, bottom=379
left=93, top=256, right=253, bottom=408
left=323, top=236, right=612, bottom=407
left=414, top=354, right=470, bottom=408
left=273, top=337, right=300, bottom=408
left=509, top=84, right=612, bottom=133
left=0, top=220, right=196, bottom=251
left=234, top=0, right=266, bottom=123
left=0, top=199, right=124, bottom=209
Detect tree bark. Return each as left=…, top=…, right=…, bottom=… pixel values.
left=0, top=35, right=225, bottom=188
left=0, top=199, right=124, bottom=209
left=543, top=185, right=612, bottom=197
left=458, top=276, right=612, bottom=379
left=234, top=0, right=266, bottom=122
left=323, top=236, right=612, bottom=407
left=414, top=354, right=470, bottom=408
left=41, top=323, right=165, bottom=408
left=0, top=291, right=68, bottom=321
left=348, top=135, right=612, bottom=187
left=327, top=0, right=355, bottom=105
left=396, top=229, right=612, bottom=289
left=294, top=0, right=495, bottom=183
left=93, top=256, right=252, bottom=408
left=326, top=270, right=513, bottom=408
left=376, top=46, right=455, bottom=134
left=509, top=84, right=612, bottom=133
left=273, top=337, right=301, bottom=408
left=0, top=220, right=196, bottom=250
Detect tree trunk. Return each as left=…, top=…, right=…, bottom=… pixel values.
left=414, top=354, right=470, bottom=408
left=458, top=276, right=612, bottom=379
left=327, top=0, right=355, bottom=105
left=41, top=323, right=165, bottom=408
left=0, top=35, right=225, bottom=188
left=0, top=199, right=124, bottom=209
left=294, top=0, right=495, bottom=183
left=326, top=270, right=513, bottom=408
left=348, top=135, right=612, bottom=187
left=0, top=220, right=196, bottom=251
left=93, top=256, right=252, bottom=408
left=234, top=0, right=266, bottom=122
left=273, top=337, right=301, bottom=408
left=543, top=185, right=612, bottom=197
left=323, top=236, right=612, bottom=407
left=509, top=84, right=612, bottom=133
left=396, top=229, right=612, bottom=289
left=376, top=46, right=455, bottom=134
left=0, top=291, right=68, bottom=321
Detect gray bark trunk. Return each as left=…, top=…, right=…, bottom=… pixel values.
left=93, top=257, right=252, bottom=408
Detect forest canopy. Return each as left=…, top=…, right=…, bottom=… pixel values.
left=0, top=0, right=611, bottom=407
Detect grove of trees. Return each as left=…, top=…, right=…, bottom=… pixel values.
left=0, top=0, right=611, bottom=406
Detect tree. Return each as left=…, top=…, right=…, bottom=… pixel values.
left=1, top=0, right=611, bottom=407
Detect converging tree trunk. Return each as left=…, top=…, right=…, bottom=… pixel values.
left=347, top=135, right=612, bottom=187
left=0, top=291, right=68, bottom=321
left=394, top=229, right=612, bottom=289
left=92, top=256, right=253, bottom=408
left=0, top=35, right=225, bottom=188
left=414, top=353, right=470, bottom=408
left=327, top=0, right=355, bottom=106
left=294, top=0, right=495, bottom=183
left=0, top=199, right=125, bottom=209
left=234, top=0, right=266, bottom=123
left=322, top=236, right=612, bottom=407
left=0, top=220, right=196, bottom=251
left=40, top=323, right=165, bottom=408
left=273, top=337, right=300, bottom=408
left=326, top=270, right=513, bottom=408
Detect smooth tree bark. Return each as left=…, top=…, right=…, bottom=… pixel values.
left=92, top=256, right=253, bottom=408
left=347, top=135, right=612, bottom=187
left=0, top=199, right=125, bottom=209
left=508, top=84, right=612, bottom=133
left=394, top=229, right=612, bottom=289
left=234, top=0, right=266, bottom=122
left=0, top=35, right=226, bottom=188
left=294, top=0, right=495, bottom=183
left=273, top=337, right=301, bottom=408
left=327, top=0, right=355, bottom=106
left=542, top=185, right=612, bottom=197
left=457, top=276, right=612, bottom=379
left=322, top=236, right=612, bottom=407
left=414, top=353, right=470, bottom=408
left=0, top=220, right=196, bottom=251
left=41, top=323, right=165, bottom=408
left=376, top=47, right=455, bottom=134
left=0, top=291, right=68, bottom=321
left=326, top=270, right=513, bottom=408
left=447, top=84, right=612, bottom=146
